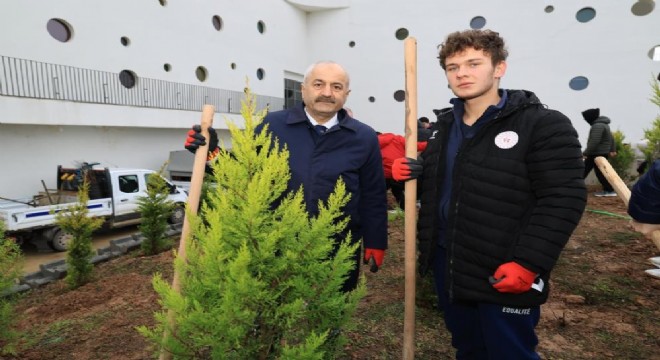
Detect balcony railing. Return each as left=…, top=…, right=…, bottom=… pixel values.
left=0, top=55, right=284, bottom=113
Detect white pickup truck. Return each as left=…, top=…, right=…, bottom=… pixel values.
left=0, top=164, right=188, bottom=252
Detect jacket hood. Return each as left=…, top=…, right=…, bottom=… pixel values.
left=592, top=116, right=611, bottom=125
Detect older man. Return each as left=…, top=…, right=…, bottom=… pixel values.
left=186, top=61, right=388, bottom=291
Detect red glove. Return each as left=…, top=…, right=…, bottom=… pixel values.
left=364, top=248, right=385, bottom=272
left=490, top=261, right=537, bottom=294
left=391, top=157, right=423, bottom=181
left=185, top=125, right=218, bottom=154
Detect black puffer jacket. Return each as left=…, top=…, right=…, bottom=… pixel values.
left=418, top=90, right=587, bottom=307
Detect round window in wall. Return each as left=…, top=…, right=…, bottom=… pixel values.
left=393, top=90, right=406, bottom=102
left=631, top=1, right=655, bottom=16
left=544, top=6, right=555, bottom=13
left=120, top=36, right=130, bottom=46
left=576, top=7, right=596, bottom=23
left=349, top=41, right=356, bottom=48
left=163, top=63, right=171, bottom=72
left=470, top=16, right=486, bottom=29
left=230, top=62, right=236, bottom=70
left=395, top=28, right=409, bottom=40
left=368, top=96, right=376, bottom=103
left=569, top=76, right=589, bottom=91
left=158, top=0, right=167, bottom=6
left=256, top=68, right=265, bottom=80
left=257, top=20, right=266, bottom=34
left=196, top=66, right=208, bottom=82
left=648, top=45, right=660, bottom=61
left=47, top=18, right=73, bottom=42
left=119, top=70, right=137, bottom=89
left=212, top=15, right=223, bottom=31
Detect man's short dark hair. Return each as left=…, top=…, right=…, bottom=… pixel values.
left=419, top=117, right=430, bottom=124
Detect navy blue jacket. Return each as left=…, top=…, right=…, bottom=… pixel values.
left=259, top=104, right=388, bottom=250
left=629, top=160, right=660, bottom=224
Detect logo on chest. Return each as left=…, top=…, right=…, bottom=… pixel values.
left=494, top=131, right=519, bottom=149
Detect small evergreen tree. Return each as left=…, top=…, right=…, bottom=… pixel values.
left=55, top=178, right=103, bottom=289
left=610, top=130, right=636, bottom=182
left=0, top=221, right=23, bottom=356
left=138, top=164, right=175, bottom=255
left=139, top=89, right=366, bottom=359
left=640, top=76, right=660, bottom=166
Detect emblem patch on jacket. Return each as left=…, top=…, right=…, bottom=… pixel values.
left=494, top=131, right=519, bottom=149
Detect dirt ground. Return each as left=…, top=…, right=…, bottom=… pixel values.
left=4, top=191, right=660, bottom=359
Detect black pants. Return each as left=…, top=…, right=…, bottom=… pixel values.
left=583, top=155, right=614, bottom=192
left=386, top=179, right=405, bottom=210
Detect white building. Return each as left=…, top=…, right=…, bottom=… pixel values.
left=1, top=0, right=658, bottom=198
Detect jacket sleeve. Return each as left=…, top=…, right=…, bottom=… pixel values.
left=628, top=160, right=660, bottom=224
left=515, top=111, right=587, bottom=274
left=359, top=134, right=389, bottom=250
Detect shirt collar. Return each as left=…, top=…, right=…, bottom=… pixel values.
left=304, top=108, right=339, bottom=129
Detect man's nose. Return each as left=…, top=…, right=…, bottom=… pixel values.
left=320, top=84, right=333, bottom=96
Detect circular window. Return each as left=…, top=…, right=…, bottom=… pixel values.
left=257, top=20, right=266, bottom=34
left=393, top=90, right=406, bottom=102
left=163, top=63, right=171, bottom=72
left=470, top=16, right=487, bottom=29
left=631, top=1, right=654, bottom=16
left=569, top=76, right=589, bottom=91
left=119, top=70, right=137, bottom=89
left=576, top=7, right=596, bottom=23
left=158, top=0, right=167, bottom=6
left=47, top=18, right=73, bottom=42
left=257, top=68, right=265, bottom=80
left=120, top=36, right=130, bottom=46
left=212, top=15, right=223, bottom=31
left=368, top=96, right=376, bottom=103
left=648, top=45, right=660, bottom=61
left=196, top=66, right=208, bottom=82
left=230, top=62, right=236, bottom=70
left=395, top=28, right=409, bottom=40
left=349, top=41, right=356, bottom=48
left=544, top=6, right=555, bottom=13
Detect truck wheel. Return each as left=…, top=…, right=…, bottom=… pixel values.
left=168, top=205, right=185, bottom=224
left=50, top=228, right=73, bottom=252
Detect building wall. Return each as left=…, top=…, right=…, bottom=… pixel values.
left=0, top=0, right=658, bottom=198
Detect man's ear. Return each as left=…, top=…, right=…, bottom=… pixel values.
left=494, top=61, right=507, bottom=79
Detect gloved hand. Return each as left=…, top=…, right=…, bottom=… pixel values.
left=184, top=125, right=218, bottom=154
left=392, top=157, right=423, bottom=181
left=364, top=248, right=385, bottom=273
left=490, top=261, right=537, bottom=294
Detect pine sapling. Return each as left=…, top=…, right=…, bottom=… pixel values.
left=0, top=221, right=23, bottom=356
left=138, top=163, right=175, bottom=255
left=55, top=177, right=103, bottom=289
left=139, top=87, right=366, bottom=359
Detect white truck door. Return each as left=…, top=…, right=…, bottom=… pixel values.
left=112, top=172, right=144, bottom=217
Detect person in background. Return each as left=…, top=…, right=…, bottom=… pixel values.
left=377, top=132, right=427, bottom=210
left=185, top=61, right=388, bottom=292
left=582, top=107, right=618, bottom=197
left=392, top=29, right=586, bottom=359
left=418, top=116, right=433, bottom=141
left=627, top=159, right=660, bottom=279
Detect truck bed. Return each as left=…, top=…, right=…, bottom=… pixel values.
left=0, top=197, right=113, bottom=232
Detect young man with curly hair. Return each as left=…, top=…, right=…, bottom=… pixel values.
left=393, top=29, right=587, bottom=359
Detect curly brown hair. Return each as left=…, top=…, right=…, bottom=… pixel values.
left=437, top=29, right=508, bottom=70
